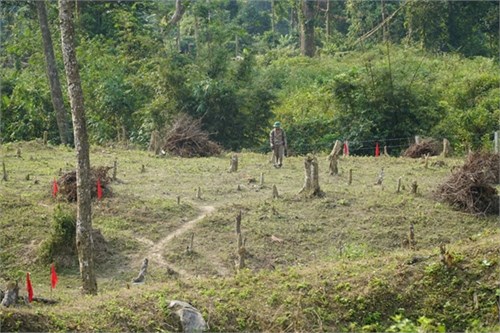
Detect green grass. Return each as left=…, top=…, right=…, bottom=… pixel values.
left=1, top=141, right=498, bottom=332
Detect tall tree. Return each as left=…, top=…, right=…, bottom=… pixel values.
left=300, top=0, right=315, bottom=57
left=36, top=0, right=70, bottom=145
left=58, top=0, right=97, bottom=295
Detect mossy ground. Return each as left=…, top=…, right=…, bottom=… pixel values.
left=1, top=141, right=498, bottom=332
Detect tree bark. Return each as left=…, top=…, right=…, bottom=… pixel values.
left=59, top=0, right=97, bottom=295
left=36, top=0, right=70, bottom=145
left=300, top=0, right=316, bottom=57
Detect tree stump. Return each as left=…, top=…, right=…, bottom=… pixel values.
left=112, top=160, right=117, bottom=181
left=411, top=180, right=418, bottom=194
left=348, top=169, right=353, bottom=185
left=177, top=195, right=181, bottom=205
left=187, top=233, right=195, bottom=253
left=424, top=153, right=429, bottom=169
left=236, top=232, right=246, bottom=270
left=2, top=161, right=7, bottom=181
left=328, top=140, right=342, bottom=176
left=384, top=145, right=389, bottom=157
left=375, top=167, right=384, bottom=185
left=397, top=177, right=402, bottom=193
left=148, top=130, right=161, bottom=155
left=229, top=154, right=238, bottom=172
left=43, top=131, right=48, bottom=145
left=442, top=138, right=450, bottom=158
left=408, top=223, right=416, bottom=250
left=300, top=154, right=323, bottom=197
left=272, top=185, right=279, bottom=199
left=1, top=281, right=19, bottom=307
left=132, top=258, right=148, bottom=284
left=235, top=210, right=242, bottom=234
left=196, top=187, right=202, bottom=199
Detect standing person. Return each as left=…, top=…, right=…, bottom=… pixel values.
left=269, top=121, right=288, bottom=168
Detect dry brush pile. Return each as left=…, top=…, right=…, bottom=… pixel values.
left=435, top=152, right=499, bottom=215
left=162, top=114, right=222, bottom=157
left=403, top=139, right=441, bottom=158
left=58, top=166, right=112, bottom=202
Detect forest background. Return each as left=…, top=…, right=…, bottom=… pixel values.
left=1, top=0, right=499, bottom=154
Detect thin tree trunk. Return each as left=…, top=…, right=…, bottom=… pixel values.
left=300, top=0, right=315, bottom=57
left=36, top=0, right=70, bottom=145
left=59, top=0, right=97, bottom=295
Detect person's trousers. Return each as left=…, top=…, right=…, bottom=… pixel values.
left=273, top=145, right=284, bottom=166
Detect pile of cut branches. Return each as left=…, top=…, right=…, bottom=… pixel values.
left=435, top=152, right=499, bottom=215
left=403, top=139, right=440, bottom=158
left=162, top=114, right=222, bottom=157
left=58, top=166, right=112, bottom=202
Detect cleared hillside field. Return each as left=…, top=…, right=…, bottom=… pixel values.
left=1, top=141, right=498, bottom=332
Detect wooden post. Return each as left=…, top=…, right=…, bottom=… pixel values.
left=260, top=172, right=264, bottom=186
left=177, top=195, right=181, bottom=205
left=328, top=140, right=342, bottom=175
left=411, top=180, right=418, bottom=194
left=424, top=153, right=429, bottom=169
left=272, top=185, right=279, bottom=199
left=2, top=161, right=7, bottom=181
left=112, top=160, right=117, bottom=181
left=43, top=131, right=48, bottom=145
left=495, top=131, right=499, bottom=154
left=235, top=210, right=242, bottom=234
left=348, top=169, right=352, bottom=185
left=442, top=138, right=450, bottom=158
left=383, top=145, right=389, bottom=157
left=229, top=154, right=238, bottom=172
left=397, top=177, right=402, bottom=193
left=196, top=187, right=202, bottom=199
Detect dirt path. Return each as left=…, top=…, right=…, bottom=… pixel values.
left=140, top=205, right=216, bottom=278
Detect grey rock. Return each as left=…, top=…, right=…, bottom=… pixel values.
left=168, top=300, right=207, bottom=333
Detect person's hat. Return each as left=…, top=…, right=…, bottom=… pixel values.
left=273, top=121, right=281, bottom=128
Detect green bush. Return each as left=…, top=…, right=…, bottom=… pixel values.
left=38, top=205, right=76, bottom=265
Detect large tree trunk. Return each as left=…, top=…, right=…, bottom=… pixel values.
left=58, top=0, right=97, bottom=295
left=300, top=0, right=316, bottom=57
left=36, top=0, right=71, bottom=145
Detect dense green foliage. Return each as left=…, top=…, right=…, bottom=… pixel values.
left=1, top=0, right=498, bottom=152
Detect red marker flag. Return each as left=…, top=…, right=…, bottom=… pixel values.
left=97, top=178, right=103, bottom=200
left=52, top=178, right=59, bottom=198
left=51, top=263, right=58, bottom=289
left=375, top=142, right=380, bottom=157
left=343, top=141, right=350, bottom=157
left=26, top=272, right=34, bottom=303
